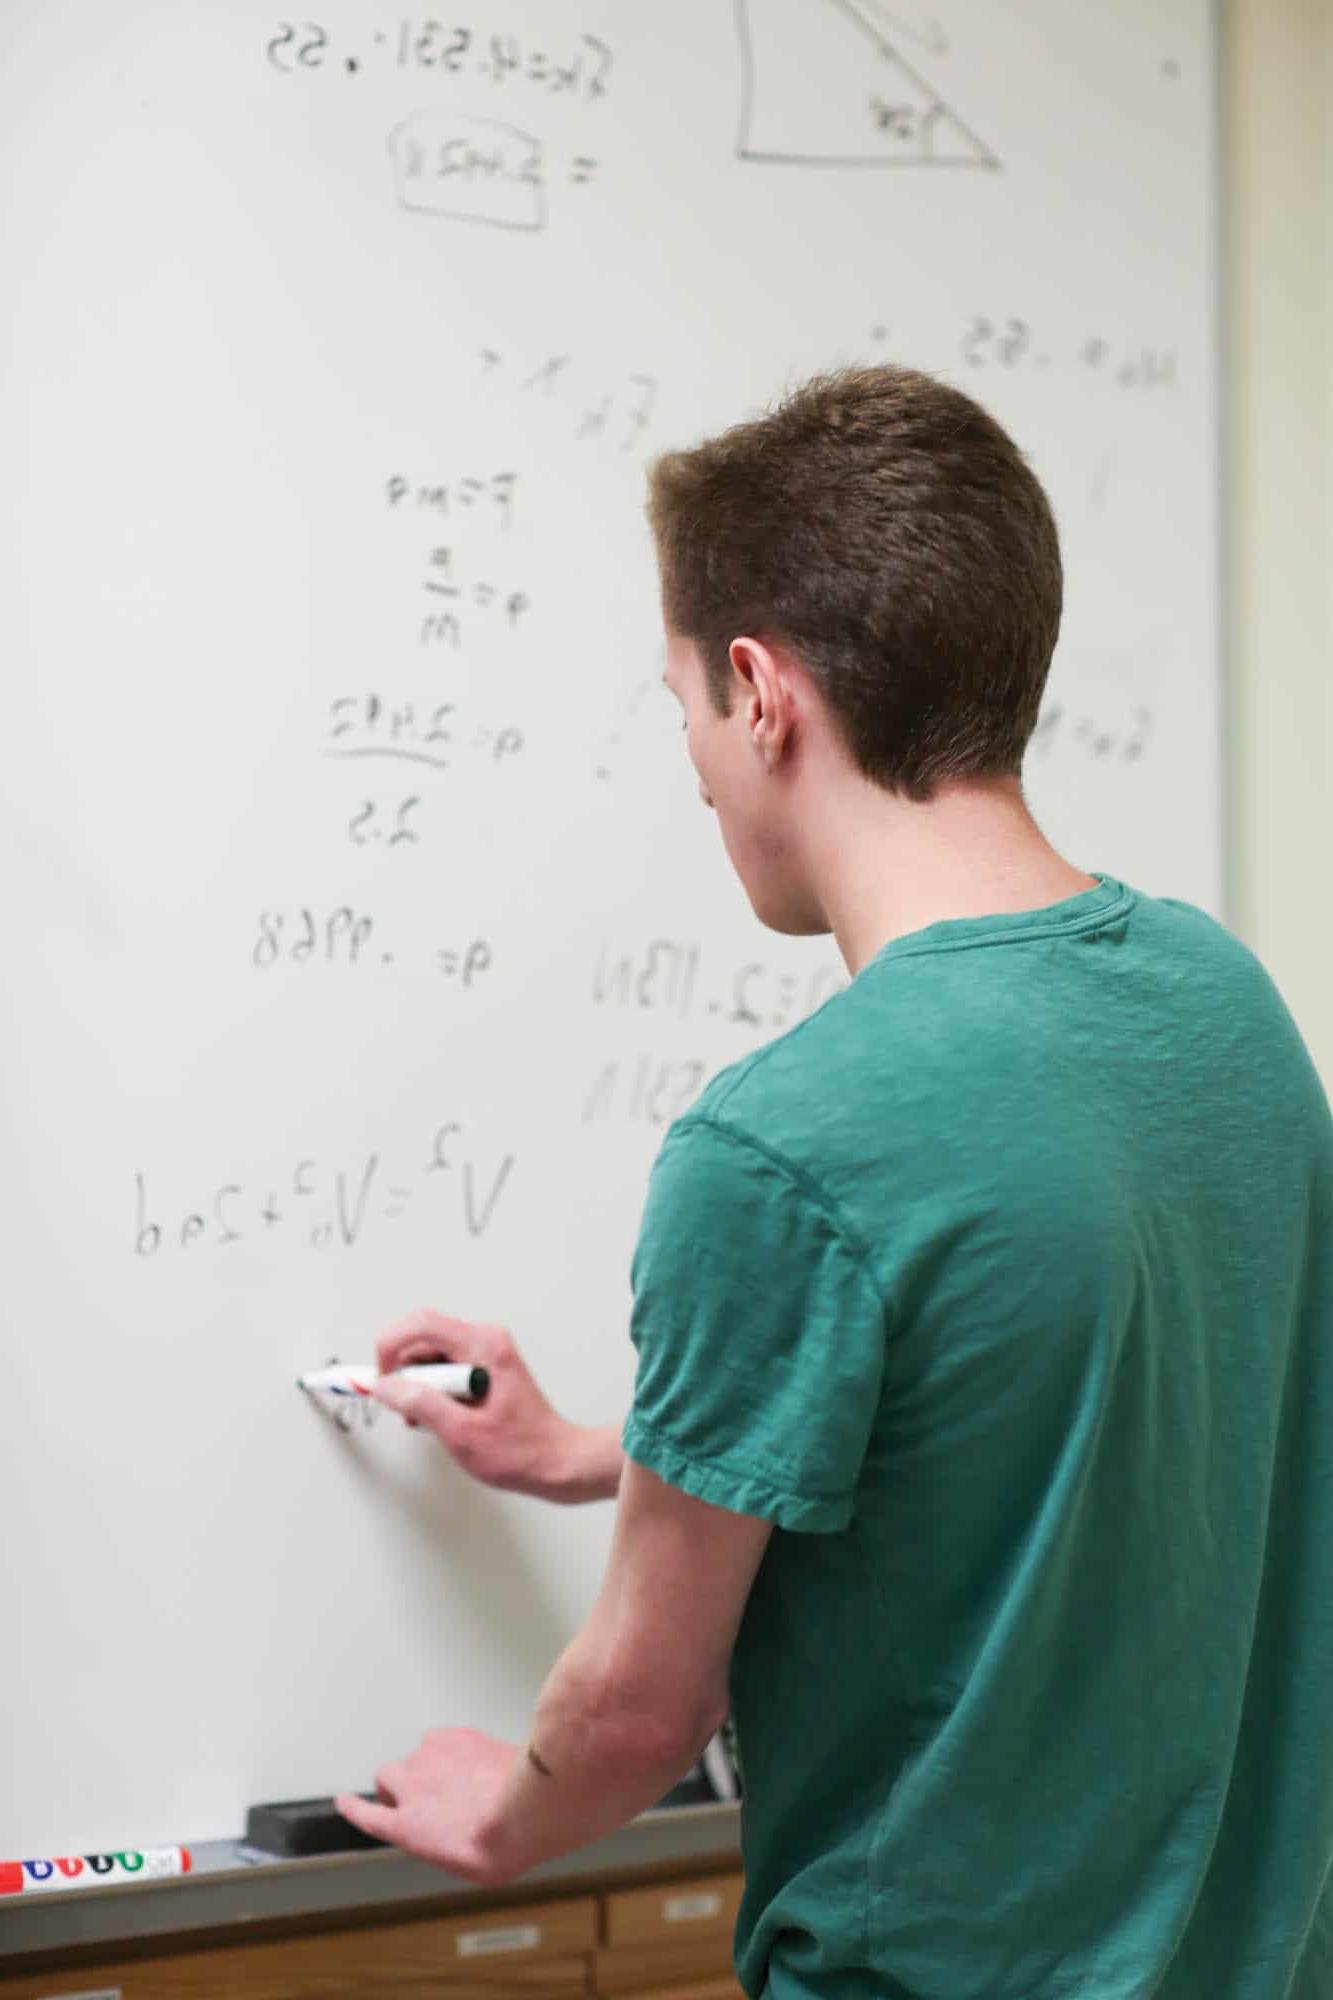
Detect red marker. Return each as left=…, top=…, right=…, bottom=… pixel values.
left=0, top=1847, right=192, bottom=1895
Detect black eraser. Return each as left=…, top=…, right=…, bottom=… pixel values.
left=245, top=1795, right=386, bottom=1857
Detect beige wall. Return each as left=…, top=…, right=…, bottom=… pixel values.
left=1225, top=0, right=1333, bottom=1081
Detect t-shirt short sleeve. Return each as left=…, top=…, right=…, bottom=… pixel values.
left=622, top=1115, right=888, bottom=1532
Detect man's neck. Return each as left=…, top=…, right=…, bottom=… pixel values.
left=804, top=775, right=1100, bottom=976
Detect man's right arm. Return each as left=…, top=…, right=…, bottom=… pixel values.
left=370, top=1309, right=624, bottom=1504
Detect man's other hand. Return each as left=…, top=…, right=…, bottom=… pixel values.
left=336, top=1728, right=525, bottom=1886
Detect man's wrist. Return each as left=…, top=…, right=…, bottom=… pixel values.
left=543, top=1422, right=625, bottom=1505
left=469, top=1784, right=536, bottom=1887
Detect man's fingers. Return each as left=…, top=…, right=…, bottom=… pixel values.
left=374, top=1308, right=513, bottom=1380
left=335, top=1792, right=396, bottom=1842
left=373, top=1376, right=468, bottom=1449
left=375, top=1308, right=457, bottom=1376
left=372, top=1376, right=421, bottom=1419
left=456, top=1321, right=513, bottom=1366
left=374, top=1759, right=408, bottom=1805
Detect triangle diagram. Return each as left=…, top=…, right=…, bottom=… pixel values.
left=734, top=0, right=999, bottom=169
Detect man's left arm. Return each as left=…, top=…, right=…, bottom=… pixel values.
left=336, top=1460, right=770, bottom=1882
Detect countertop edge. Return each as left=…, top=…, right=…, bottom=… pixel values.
left=0, top=1803, right=743, bottom=1963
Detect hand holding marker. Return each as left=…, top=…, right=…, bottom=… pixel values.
left=307, top=1311, right=588, bottom=1500
left=298, top=1361, right=490, bottom=1405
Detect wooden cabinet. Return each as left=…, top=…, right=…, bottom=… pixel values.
left=622, top=1985, right=744, bottom=2000
left=604, top=1872, right=743, bottom=1949
left=0, top=1866, right=748, bottom=1999
left=0, top=1896, right=598, bottom=1999
left=595, top=1941, right=746, bottom=1998
left=596, top=1872, right=745, bottom=1997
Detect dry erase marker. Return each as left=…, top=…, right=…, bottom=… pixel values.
left=0, top=1848, right=192, bottom=1895
left=297, top=1362, right=490, bottom=1402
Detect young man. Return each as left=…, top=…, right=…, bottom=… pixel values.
left=338, top=367, right=1333, bottom=1999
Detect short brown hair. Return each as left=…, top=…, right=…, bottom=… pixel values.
left=646, top=364, right=1062, bottom=802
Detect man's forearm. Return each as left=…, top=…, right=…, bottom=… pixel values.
left=342, top=1462, right=763, bottom=1887
left=477, top=1634, right=718, bottom=1879
left=548, top=1423, right=625, bottom=1504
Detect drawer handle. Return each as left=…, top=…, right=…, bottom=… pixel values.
left=663, top=1891, right=724, bottom=1924
left=29, top=1990, right=123, bottom=1999
left=456, top=1921, right=543, bottom=1957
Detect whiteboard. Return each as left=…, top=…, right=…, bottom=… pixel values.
left=1, top=0, right=1220, bottom=1856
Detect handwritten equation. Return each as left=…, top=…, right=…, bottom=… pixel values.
left=384, top=471, right=532, bottom=654
left=592, top=940, right=846, bottom=1032
left=320, top=463, right=533, bottom=853
left=389, top=113, right=597, bottom=231
left=263, top=21, right=613, bottom=229
left=579, top=941, right=848, bottom=1129
left=133, top=1122, right=515, bottom=1258
left=266, top=21, right=614, bottom=101
left=417, top=551, right=532, bottom=651
left=326, top=695, right=525, bottom=771
left=582, top=1053, right=711, bottom=1128
left=956, top=317, right=1179, bottom=389
left=387, top=469, right=517, bottom=527
left=251, top=908, right=492, bottom=981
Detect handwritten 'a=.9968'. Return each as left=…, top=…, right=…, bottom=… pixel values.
left=250, top=909, right=492, bottom=982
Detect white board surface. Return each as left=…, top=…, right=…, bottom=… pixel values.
left=1, top=0, right=1220, bottom=1856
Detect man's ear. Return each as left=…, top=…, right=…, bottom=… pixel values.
left=728, top=637, right=792, bottom=768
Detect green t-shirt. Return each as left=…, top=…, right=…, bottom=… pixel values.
left=623, top=875, right=1333, bottom=2000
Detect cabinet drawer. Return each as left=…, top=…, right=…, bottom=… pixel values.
left=0, top=1898, right=598, bottom=1999
left=611, top=1983, right=744, bottom=2000
left=595, top=1932, right=737, bottom=1997
left=604, top=1872, right=742, bottom=1948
